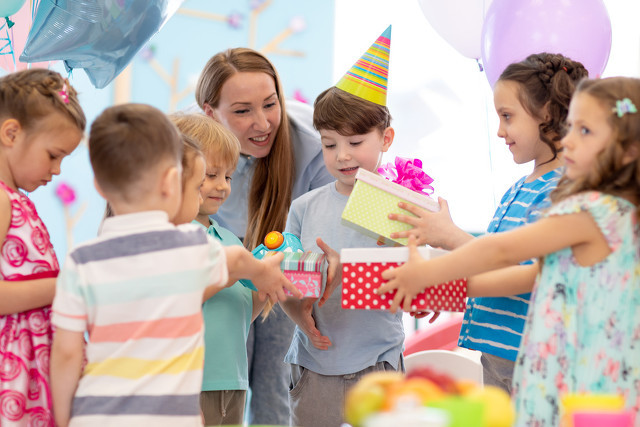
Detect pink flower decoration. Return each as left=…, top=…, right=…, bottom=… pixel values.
left=227, top=12, right=243, bottom=29
left=55, top=182, right=76, bottom=206
left=293, top=89, right=309, bottom=104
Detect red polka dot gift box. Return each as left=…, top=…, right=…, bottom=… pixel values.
left=340, top=247, right=467, bottom=311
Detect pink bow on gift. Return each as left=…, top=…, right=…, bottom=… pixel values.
left=378, top=157, right=434, bottom=195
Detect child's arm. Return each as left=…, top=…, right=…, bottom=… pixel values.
left=378, top=211, right=603, bottom=312
left=388, top=198, right=474, bottom=250
left=466, top=263, right=539, bottom=298
left=280, top=297, right=332, bottom=350
left=250, top=291, right=268, bottom=321
left=316, top=237, right=341, bottom=307
left=224, top=246, right=303, bottom=302
left=0, top=192, right=57, bottom=314
left=50, top=328, right=85, bottom=427
left=0, top=278, right=56, bottom=315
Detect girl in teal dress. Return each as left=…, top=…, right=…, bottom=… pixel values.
left=377, top=76, right=640, bottom=425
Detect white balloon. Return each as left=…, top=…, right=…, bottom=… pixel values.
left=417, top=0, right=493, bottom=59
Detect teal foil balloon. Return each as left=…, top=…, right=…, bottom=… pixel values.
left=20, top=0, right=184, bottom=88
left=0, top=0, right=27, bottom=17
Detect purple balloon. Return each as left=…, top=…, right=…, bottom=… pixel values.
left=481, top=0, right=611, bottom=87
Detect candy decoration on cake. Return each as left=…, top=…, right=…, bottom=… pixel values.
left=336, top=25, right=391, bottom=106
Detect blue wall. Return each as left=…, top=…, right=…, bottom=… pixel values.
left=1, top=0, right=334, bottom=261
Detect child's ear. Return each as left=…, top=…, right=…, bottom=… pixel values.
left=381, top=126, right=395, bottom=153
left=93, top=178, right=107, bottom=199
left=0, top=119, right=22, bottom=147
left=160, top=165, right=181, bottom=200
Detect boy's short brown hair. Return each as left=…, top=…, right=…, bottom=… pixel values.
left=313, top=87, right=392, bottom=135
left=170, top=113, right=240, bottom=169
left=89, top=104, right=182, bottom=201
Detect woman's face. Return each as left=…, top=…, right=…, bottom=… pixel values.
left=206, top=71, right=282, bottom=159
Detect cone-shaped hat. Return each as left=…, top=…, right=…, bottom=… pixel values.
left=336, top=25, right=391, bottom=106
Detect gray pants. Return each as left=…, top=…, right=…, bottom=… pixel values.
left=246, top=304, right=296, bottom=425
left=480, top=352, right=515, bottom=394
left=289, top=358, right=403, bottom=427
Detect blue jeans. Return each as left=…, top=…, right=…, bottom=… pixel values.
left=246, top=304, right=296, bottom=425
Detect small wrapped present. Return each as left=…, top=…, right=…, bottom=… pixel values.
left=340, top=247, right=467, bottom=312
left=341, top=159, right=439, bottom=246
left=265, top=251, right=326, bottom=298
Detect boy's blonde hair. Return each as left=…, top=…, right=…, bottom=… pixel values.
left=180, top=132, right=204, bottom=185
left=171, top=113, right=240, bottom=169
left=90, top=104, right=182, bottom=201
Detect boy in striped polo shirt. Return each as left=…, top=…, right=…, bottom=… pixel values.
left=49, top=104, right=296, bottom=427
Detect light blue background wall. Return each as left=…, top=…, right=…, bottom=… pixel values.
left=1, top=0, right=334, bottom=262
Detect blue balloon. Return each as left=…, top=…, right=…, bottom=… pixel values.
left=0, top=0, right=26, bottom=17
left=20, top=0, right=184, bottom=88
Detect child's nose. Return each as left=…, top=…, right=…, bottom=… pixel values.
left=336, top=146, right=350, bottom=161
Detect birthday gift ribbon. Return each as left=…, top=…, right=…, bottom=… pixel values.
left=377, top=157, right=434, bottom=195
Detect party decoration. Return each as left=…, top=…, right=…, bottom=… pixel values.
left=0, top=0, right=50, bottom=72
left=417, top=0, right=493, bottom=59
left=336, top=25, right=391, bottom=106
left=54, top=182, right=86, bottom=250
left=481, top=0, right=611, bottom=87
left=378, top=157, right=434, bottom=195
left=0, top=0, right=26, bottom=18
left=20, top=0, right=186, bottom=89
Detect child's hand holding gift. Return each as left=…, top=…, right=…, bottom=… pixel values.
left=316, top=237, right=341, bottom=307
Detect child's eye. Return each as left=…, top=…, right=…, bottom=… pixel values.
left=225, top=176, right=232, bottom=182
left=350, top=141, right=363, bottom=146
left=501, top=113, right=511, bottom=120
left=323, top=144, right=335, bottom=149
left=207, top=174, right=217, bottom=179
left=580, top=127, right=590, bottom=135
left=234, top=109, right=249, bottom=114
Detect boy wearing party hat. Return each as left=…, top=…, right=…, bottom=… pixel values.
left=279, top=26, right=404, bottom=427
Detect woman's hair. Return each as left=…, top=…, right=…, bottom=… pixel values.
left=498, top=53, right=588, bottom=163
left=0, top=69, right=86, bottom=133
left=313, top=86, right=392, bottom=135
left=180, top=132, right=204, bottom=187
left=195, top=48, right=294, bottom=250
left=551, top=77, right=640, bottom=208
left=170, top=113, right=240, bottom=169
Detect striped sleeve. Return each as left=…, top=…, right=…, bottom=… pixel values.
left=52, top=254, right=88, bottom=332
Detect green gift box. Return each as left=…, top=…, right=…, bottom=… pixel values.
left=341, top=168, right=439, bottom=246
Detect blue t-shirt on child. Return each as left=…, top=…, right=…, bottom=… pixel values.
left=458, top=168, right=562, bottom=361
left=284, top=182, right=405, bottom=376
left=194, top=219, right=254, bottom=391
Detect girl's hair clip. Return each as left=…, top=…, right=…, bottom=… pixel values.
left=613, top=98, right=637, bottom=118
left=59, top=83, right=69, bottom=104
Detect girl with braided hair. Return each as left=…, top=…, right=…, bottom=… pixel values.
left=0, top=69, right=85, bottom=426
left=387, top=53, right=588, bottom=392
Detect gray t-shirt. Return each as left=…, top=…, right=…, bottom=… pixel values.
left=284, top=182, right=404, bottom=375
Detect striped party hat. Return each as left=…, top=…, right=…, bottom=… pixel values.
left=336, top=25, right=391, bottom=106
